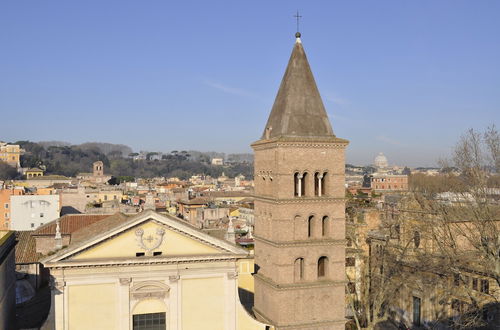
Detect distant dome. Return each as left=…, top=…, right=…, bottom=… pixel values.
left=374, top=152, right=388, bottom=168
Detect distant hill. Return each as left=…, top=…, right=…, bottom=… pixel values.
left=78, top=142, right=133, bottom=157
left=16, top=141, right=253, bottom=179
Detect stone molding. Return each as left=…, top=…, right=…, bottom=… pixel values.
left=168, top=275, right=180, bottom=283
left=119, top=278, right=132, bottom=285
left=254, top=273, right=345, bottom=291
left=226, top=271, right=238, bottom=279
left=50, top=279, right=66, bottom=291
left=253, top=234, right=346, bottom=247
left=253, top=196, right=346, bottom=204
left=45, top=253, right=244, bottom=270
left=253, top=306, right=346, bottom=328
left=251, top=138, right=349, bottom=150
left=130, top=280, right=170, bottom=302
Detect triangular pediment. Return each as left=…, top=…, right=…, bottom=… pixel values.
left=42, top=210, right=247, bottom=264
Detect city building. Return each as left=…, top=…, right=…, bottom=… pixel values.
left=10, top=194, right=60, bottom=230
left=41, top=210, right=268, bottom=330
left=76, top=161, right=112, bottom=184
left=25, top=168, right=44, bottom=179
left=0, top=230, right=16, bottom=329
left=252, top=33, right=348, bottom=329
left=0, top=142, right=23, bottom=168
left=211, top=158, right=224, bottom=165
left=0, top=187, right=24, bottom=230
left=371, top=174, right=408, bottom=191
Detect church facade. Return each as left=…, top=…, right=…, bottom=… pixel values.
left=252, top=33, right=348, bottom=329
left=42, top=211, right=267, bottom=330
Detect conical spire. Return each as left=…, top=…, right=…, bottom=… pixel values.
left=262, top=35, right=334, bottom=139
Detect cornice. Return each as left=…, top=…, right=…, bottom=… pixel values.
left=44, top=253, right=246, bottom=270
left=253, top=235, right=346, bottom=247
left=253, top=195, right=345, bottom=204
left=251, top=136, right=349, bottom=150
left=254, top=273, right=345, bottom=290
left=253, top=307, right=346, bottom=329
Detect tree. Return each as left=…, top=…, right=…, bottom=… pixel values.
left=349, top=126, right=500, bottom=329
left=0, top=161, right=17, bottom=180
left=396, top=126, right=499, bottom=328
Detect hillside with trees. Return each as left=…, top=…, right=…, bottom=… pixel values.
left=16, top=141, right=253, bottom=179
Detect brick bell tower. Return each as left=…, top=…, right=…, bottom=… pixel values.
left=252, top=32, right=348, bottom=329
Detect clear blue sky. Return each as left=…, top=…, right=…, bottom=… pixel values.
left=1, top=1, right=499, bottom=166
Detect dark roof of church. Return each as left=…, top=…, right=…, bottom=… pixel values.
left=261, top=36, right=334, bottom=139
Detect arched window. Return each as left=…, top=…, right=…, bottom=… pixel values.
left=314, top=172, right=320, bottom=196
left=301, top=172, right=308, bottom=196
left=294, top=258, right=304, bottom=281
left=318, top=256, right=328, bottom=278
left=322, top=216, right=329, bottom=237
left=294, top=172, right=299, bottom=196
left=308, top=216, right=314, bottom=238
left=321, top=172, right=327, bottom=196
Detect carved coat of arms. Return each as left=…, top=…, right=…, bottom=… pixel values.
left=135, top=227, right=165, bottom=256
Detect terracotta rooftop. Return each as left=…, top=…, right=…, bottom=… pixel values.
left=178, top=197, right=210, bottom=205
left=70, top=213, right=130, bottom=246
left=15, top=231, right=41, bottom=263
left=33, top=214, right=117, bottom=236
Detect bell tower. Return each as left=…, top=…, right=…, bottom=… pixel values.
left=252, top=33, right=348, bottom=329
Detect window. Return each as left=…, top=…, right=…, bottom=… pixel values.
left=4, top=203, right=8, bottom=209
left=40, top=213, right=44, bottom=218
left=308, top=216, right=314, bottom=238
left=472, top=278, right=478, bottom=291
left=413, top=296, right=421, bottom=326
left=314, top=172, right=320, bottom=196
left=294, top=258, right=304, bottom=281
left=301, top=172, right=308, bottom=196
left=454, top=273, right=460, bottom=286
left=321, top=172, right=327, bottom=195
left=480, top=279, right=489, bottom=294
left=294, top=172, right=300, bottom=196
left=136, top=252, right=145, bottom=257
left=321, top=216, right=328, bottom=237
left=31, top=223, right=34, bottom=228
left=153, top=251, right=162, bottom=256
left=317, top=256, right=328, bottom=278
left=346, top=257, right=355, bottom=267
left=133, top=312, right=166, bottom=330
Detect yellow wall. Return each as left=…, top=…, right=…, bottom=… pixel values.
left=182, top=277, right=224, bottom=330
left=133, top=299, right=167, bottom=314
left=237, top=258, right=255, bottom=293
left=68, top=283, right=117, bottom=330
left=72, top=221, right=222, bottom=260
left=97, top=191, right=123, bottom=202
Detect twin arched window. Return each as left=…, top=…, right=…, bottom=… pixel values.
left=307, top=215, right=330, bottom=238
left=295, top=171, right=328, bottom=197
left=294, top=256, right=329, bottom=281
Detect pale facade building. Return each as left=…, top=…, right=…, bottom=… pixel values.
left=252, top=33, right=348, bottom=329
left=42, top=210, right=269, bottom=330
left=10, top=194, right=60, bottom=230
left=0, top=142, right=23, bottom=168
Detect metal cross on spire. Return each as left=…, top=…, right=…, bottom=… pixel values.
left=294, top=10, right=302, bottom=35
